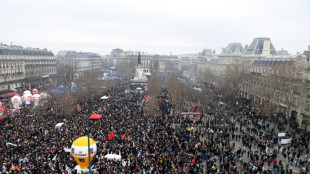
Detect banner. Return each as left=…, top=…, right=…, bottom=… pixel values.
left=278, top=133, right=285, bottom=137
left=280, top=138, right=291, bottom=145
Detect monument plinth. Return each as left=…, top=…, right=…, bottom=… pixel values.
left=130, top=53, right=151, bottom=85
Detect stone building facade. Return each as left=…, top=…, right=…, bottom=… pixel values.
left=197, top=38, right=310, bottom=130
left=0, top=44, right=56, bottom=92
left=57, top=51, right=102, bottom=80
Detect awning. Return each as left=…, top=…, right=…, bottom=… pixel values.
left=0, top=91, right=17, bottom=98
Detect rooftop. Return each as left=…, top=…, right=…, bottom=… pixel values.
left=0, top=44, right=53, bottom=56
left=223, top=43, right=245, bottom=55
left=246, top=37, right=277, bottom=55
left=252, top=58, right=295, bottom=67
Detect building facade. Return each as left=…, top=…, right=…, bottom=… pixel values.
left=57, top=51, right=102, bottom=80
left=197, top=38, right=310, bottom=130
left=0, top=44, right=56, bottom=93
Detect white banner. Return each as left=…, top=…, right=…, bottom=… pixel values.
left=278, top=133, right=285, bottom=137
left=280, top=138, right=291, bottom=145
left=6, top=142, right=18, bottom=147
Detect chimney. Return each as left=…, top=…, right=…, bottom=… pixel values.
left=262, top=39, right=271, bottom=56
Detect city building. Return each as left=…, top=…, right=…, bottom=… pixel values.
left=245, top=37, right=277, bottom=56
left=303, top=45, right=310, bottom=64
left=57, top=51, right=102, bottom=80
left=111, top=50, right=179, bottom=77
left=240, top=55, right=310, bottom=130
left=196, top=39, right=310, bottom=130
left=0, top=44, right=56, bottom=94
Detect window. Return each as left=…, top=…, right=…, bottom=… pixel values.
left=293, top=98, right=299, bottom=107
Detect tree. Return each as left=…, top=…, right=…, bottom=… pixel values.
left=166, top=73, right=190, bottom=114
left=255, top=58, right=307, bottom=118
left=144, top=72, right=161, bottom=117
left=215, top=64, right=245, bottom=100
left=74, top=71, right=102, bottom=103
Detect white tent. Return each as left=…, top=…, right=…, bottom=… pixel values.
left=136, top=87, right=142, bottom=90
left=100, top=96, right=109, bottom=100
left=55, top=123, right=64, bottom=129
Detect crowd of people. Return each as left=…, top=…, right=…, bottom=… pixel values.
left=0, top=78, right=310, bottom=174
left=190, top=82, right=310, bottom=174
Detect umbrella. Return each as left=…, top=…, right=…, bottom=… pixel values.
left=89, top=113, right=102, bottom=120
left=145, top=96, right=151, bottom=100
left=136, top=87, right=142, bottom=90
left=100, top=96, right=109, bottom=100
left=55, top=123, right=64, bottom=129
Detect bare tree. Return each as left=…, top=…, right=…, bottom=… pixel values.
left=144, top=72, right=161, bottom=117
left=255, top=59, right=307, bottom=119
left=215, top=64, right=245, bottom=100
left=166, top=73, right=190, bottom=114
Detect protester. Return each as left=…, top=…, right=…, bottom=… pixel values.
left=0, top=79, right=309, bottom=173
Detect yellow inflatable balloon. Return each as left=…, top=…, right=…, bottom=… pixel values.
left=71, top=136, right=97, bottom=169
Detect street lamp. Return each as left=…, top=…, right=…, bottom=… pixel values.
left=88, top=113, right=102, bottom=174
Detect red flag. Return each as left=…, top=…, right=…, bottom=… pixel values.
left=163, top=117, right=168, bottom=123
left=108, top=132, right=115, bottom=140
left=102, top=136, right=107, bottom=141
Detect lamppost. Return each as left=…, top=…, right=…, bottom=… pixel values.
left=88, top=113, right=102, bottom=174
left=88, top=117, right=91, bottom=174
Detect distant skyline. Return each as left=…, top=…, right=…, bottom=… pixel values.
left=0, top=0, right=309, bottom=55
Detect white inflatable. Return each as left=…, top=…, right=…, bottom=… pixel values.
left=23, top=90, right=31, bottom=95
left=23, top=93, right=33, bottom=105
left=32, top=94, right=41, bottom=106
left=32, top=89, right=39, bottom=95
left=11, top=95, right=22, bottom=109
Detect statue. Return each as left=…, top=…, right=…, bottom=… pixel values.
left=137, top=53, right=141, bottom=65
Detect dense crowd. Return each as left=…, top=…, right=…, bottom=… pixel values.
left=0, top=79, right=310, bottom=174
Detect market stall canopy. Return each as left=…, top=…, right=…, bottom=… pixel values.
left=89, top=113, right=102, bottom=120
left=100, top=96, right=109, bottom=100
left=55, top=123, right=64, bottom=129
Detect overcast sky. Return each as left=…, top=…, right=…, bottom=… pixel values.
left=0, top=0, right=309, bottom=55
